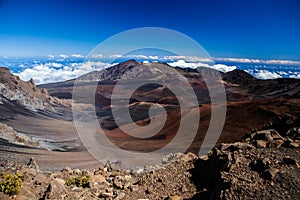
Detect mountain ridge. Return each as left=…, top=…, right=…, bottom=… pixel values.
left=0, top=67, right=70, bottom=119
left=1, top=60, right=300, bottom=154
left=39, top=59, right=300, bottom=100
left=36, top=60, right=300, bottom=152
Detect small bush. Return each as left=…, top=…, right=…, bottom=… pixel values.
left=65, top=175, right=90, bottom=188
left=207, top=149, right=214, bottom=157
left=0, top=173, right=23, bottom=195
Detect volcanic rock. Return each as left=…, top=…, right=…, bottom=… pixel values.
left=261, top=168, right=279, bottom=180
left=0, top=67, right=70, bottom=114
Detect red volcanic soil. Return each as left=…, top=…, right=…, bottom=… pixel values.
left=220, top=97, right=300, bottom=141
left=2, top=61, right=300, bottom=171
left=39, top=65, right=300, bottom=155
left=98, top=97, right=300, bottom=154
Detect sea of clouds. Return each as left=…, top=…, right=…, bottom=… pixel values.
left=0, top=54, right=299, bottom=84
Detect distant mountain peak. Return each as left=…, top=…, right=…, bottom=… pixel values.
left=76, top=59, right=173, bottom=82
left=120, top=59, right=140, bottom=65
left=222, top=69, right=257, bottom=85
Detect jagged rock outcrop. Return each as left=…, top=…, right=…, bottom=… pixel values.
left=243, top=128, right=300, bottom=149
left=0, top=67, right=70, bottom=113
left=0, top=123, right=38, bottom=147
left=0, top=126, right=299, bottom=199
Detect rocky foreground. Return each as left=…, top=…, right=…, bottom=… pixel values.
left=0, top=127, right=299, bottom=200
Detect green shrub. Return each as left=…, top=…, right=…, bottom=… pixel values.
left=65, top=175, right=90, bottom=188
left=0, top=173, right=23, bottom=195
left=207, top=149, right=214, bottom=157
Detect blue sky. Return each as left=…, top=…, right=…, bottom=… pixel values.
left=0, top=0, right=300, bottom=60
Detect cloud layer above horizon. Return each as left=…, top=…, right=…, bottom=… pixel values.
left=0, top=55, right=299, bottom=84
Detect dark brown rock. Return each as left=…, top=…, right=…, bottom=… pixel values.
left=28, top=78, right=35, bottom=86
left=256, top=140, right=267, bottom=148
left=249, top=158, right=270, bottom=173
left=282, top=156, right=298, bottom=165
left=260, top=168, right=279, bottom=180
left=287, top=127, right=300, bottom=140
left=282, top=139, right=300, bottom=148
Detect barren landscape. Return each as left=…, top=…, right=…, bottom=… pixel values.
left=0, top=59, right=300, bottom=199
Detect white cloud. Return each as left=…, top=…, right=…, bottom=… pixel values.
left=127, top=55, right=148, bottom=59
left=71, top=54, right=84, bottom=58
left=109, top=54, right=122, bottom=59
left=10, top=55, right=300, bottom=85
left=167, top=60, right=236, bottom=73
left=15, top=61, right=112, bottom=84
left=252, top=70, right=282, bottom=79
left=278, top=71, right=288, bottom=75
left=290, top=72, right=300, bottom=79
left=168, top=60, right=203, bottom=69
left=47, top=62, right=63, bottom=68
left=265, top=60, right=300, bottom=65
left=210, top=64, right=237, bottom=73
left=87, top=54, right=299, bottom=66
left=89, top=54, right=103, bottom=59
left=149, top=55, right=159, bottom=60
left=215, top=57, right=300, bottom=66
left=47, top=54, right=55, bottom=58
left=290, top=74, right=300, bottom=78
left=87, top=54, right=214, bottom=63
left=59, top=54, right=68, bottom=59
left=163, top=56, right=213, bottom=63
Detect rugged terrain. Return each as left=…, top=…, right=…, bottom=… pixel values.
left=0, top=61, right=299, bottom=166
left=0, top=67, right=70, bottom=119
left=0, top=127, right=299, bottom=199
left=0, top=67, right=97, bottom=171
left=0, top=60, right=300, bottom=199
left=40, top=60, right=300, bottom=152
